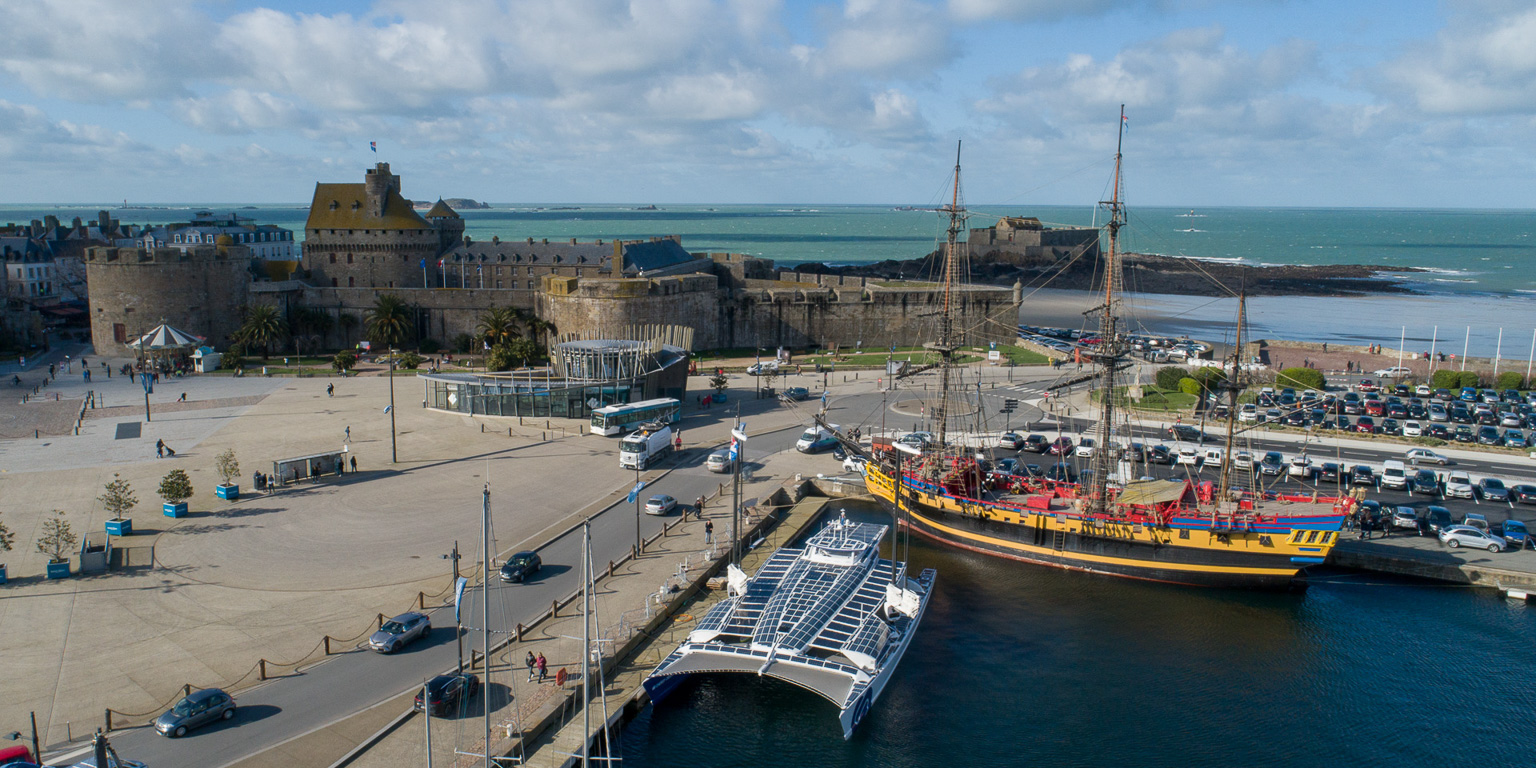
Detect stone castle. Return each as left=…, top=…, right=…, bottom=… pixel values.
left=87, top=163, right=1017, bottom=357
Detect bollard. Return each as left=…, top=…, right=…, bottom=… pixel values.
left=418, top=591, right=425, bottom=609
left=481, top=423, right=485, bottom=433
left=184, top=683, right=192, bottom=697
left=378, top=613, right=385, bottom=629
left=608, top=560, right=615, bottom=577
left=324, top=636, right=331, bottom=655
left=633, top=544, right=639, bottom=560
left=542, top=432, right=546, bottom=441
left=105, top=709, right=112, bottom=733
left=259, top=659, right=267, bottom=681
left=509, top=427, right=512, bottom=437
left=516, top=623, right=524, bottom=641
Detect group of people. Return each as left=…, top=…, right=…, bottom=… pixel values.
left=525, top=651, right=549, bottom=682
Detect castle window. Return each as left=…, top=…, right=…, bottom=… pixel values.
left=174, top=234, right=182, bottom=243
left=496, top=280, right=502, bottom=289
left=329, top=254, right=336, bottom=263
left=331, top=278, right=338, bottom=287
left=113, top=323, right=126, bottom=343
left=348, top=276, right=355, bottom=287
left=347, top=253, right=354, bottom=264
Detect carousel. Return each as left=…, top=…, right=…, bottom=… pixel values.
left=129, top=323, right=205, bottom=375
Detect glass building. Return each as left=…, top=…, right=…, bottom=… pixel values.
left=420, top=340, right=688, bottom=419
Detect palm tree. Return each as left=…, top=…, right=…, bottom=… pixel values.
left=238, top=304, right=287, bottom=361
left=365, top=294, right=413, bottom=349
left=476, top=307, right=526, bottom=349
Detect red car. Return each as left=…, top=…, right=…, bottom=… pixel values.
left=1047, top=437, right=1075, bottom=455
left=1354, top=416, right=1377, bottom=433
left=1364, top=400, right=1385, bottom=416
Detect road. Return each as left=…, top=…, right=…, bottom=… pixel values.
left=99, top=420, right=811, bottom=768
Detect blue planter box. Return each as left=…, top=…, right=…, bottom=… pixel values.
left=215, top=484, right=240, bottom=501
left=0, top=564, right=7, bottom=585
left=105, top=518, right=133, bottom=536
left=46, top=560, right=70, bottom=579
left=163, top=502, right=188, bottom=518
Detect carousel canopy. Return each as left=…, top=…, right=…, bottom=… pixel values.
left=129, top=323, right=205, bottom=351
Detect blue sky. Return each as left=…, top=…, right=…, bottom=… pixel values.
left=0, top=0, right=1531, bottom=207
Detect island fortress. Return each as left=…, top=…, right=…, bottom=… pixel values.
left=86, top=163, right=1016, bottom=355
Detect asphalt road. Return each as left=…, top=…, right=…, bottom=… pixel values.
left=99, top=421, right=811, bottom=768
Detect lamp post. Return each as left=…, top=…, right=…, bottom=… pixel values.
left=634, top=463, right=642, bottom=554
left=140, top=371, right=153, bottom=422
left=442, top=541, right=462, bottom=673
left=388, top=347, right=398, bottom=463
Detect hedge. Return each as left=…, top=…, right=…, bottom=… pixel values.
left=1177, top=377, right=1202, bottom=396
left=1495, top=372, right=1525, bottom=391
left=1155, top=366, right=1187, bottom=391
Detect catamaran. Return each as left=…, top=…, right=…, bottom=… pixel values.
left=643, top=514, right=935, bottom=738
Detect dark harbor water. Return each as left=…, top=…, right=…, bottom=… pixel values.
left=619, top=503, right=1536, bottom=768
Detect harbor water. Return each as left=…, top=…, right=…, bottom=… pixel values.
left=619, top=501, right=1536, bottom=768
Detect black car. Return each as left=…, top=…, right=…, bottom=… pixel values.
left=1411, top=469, right=1440, bottom=496
left=1453, top=425, right=1475, bottom=443
left=414, top=673, right=480, bottom=717
left=499, top=550, right=542, bottom=583
left=1426, top=506, right=1454, bottom=533
left=1351, top=465, right=1376, bottom=487
left=1046, top=463, right=1076, bottom=483
left=1380, top=418, right=1401, bottom=435
left=1318, top=462, right=1341, bottom=482
left=781, top=386, right=810, bottom=401
left=1513, top=484, right=1536, bottom=505
left=1426, top=423, right=1451, bottom=439
left=1125, top=442, right=1149, bottom=462
left=1147, top=444, right=1175, bottom=465
left=1021, top=434, right=1050, bottom=454
left=1167, top=425, right=1211, bottom=443
left=1259, top=451, right=1284, bottom=476
left=1285, top=410, right=1307, bottom=426
left=1476, top=426, right=1502, bottom=445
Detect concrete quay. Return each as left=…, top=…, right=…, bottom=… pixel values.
left=1328, top=535, right=1536, bottom=589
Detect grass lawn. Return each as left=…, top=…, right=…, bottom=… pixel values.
left=1093, top=384, right=1199, bottom=412
left=990, top=345, right=1050, bottom=365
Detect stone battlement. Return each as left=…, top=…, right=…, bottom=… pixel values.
left=85, top=244, right=250, bottom=264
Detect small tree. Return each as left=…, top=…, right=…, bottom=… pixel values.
left=710, top=370, right=729, bottom=396
left=159, top=469, right=194, bottom=506
left=1455, top=371, right=1482, bottom=389
left=1177, top=377, right=1202, bottom=397
left=1431, top=369, right=1460, bottom=390
left=760, top=368, right=779, bottom=393
left=215, top=449, right=240, bottom=486
left=0, top=519, right=14, bottom=553
left=1495, top=371, right=1524, bottom=391
left=333, top=349, right=358, bottom=373
left=99, top=473, right=138, bottom=521
left=1191, top=366, right=1227, bottom=394
left=1276, top=367, right=1326, bottom=391
left=36, top=511, right=77, bottom=563
left=1154, top=366, right=1187, bottom=391
left=399, top=352, right=422, bottom=370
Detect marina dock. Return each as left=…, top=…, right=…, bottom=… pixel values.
left=1328, top=536, right=1536, bottom=590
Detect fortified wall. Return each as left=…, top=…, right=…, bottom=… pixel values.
left=85, top=244, right=252, bottom=356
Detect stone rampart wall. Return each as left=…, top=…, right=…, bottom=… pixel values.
left=85, top=246, right=252, bottom=356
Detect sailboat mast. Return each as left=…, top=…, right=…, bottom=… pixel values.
left=480, top=485, right=491, bottom=768
left=1089, top=106, right=1127, bottom=515
left=580, top=520, right=591, bottom=767
left=1218, top=289, right=1247, bottom=501
left=934, top=141, right=963, bottom=449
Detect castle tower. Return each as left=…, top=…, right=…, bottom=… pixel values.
left=424, top=199, right=465, bottom=256
left=302, top=164, right=448, bottom=290
left=85, top=244, right=252, bottom=356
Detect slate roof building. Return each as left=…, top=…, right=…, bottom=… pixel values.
left=141, top=212, right=297, bottom=261
left=301, top=163, right=464, bottom=289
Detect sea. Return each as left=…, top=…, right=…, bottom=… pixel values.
left=7, top=203, right=1535, bottom=355
left=617, top=501, right=1536, bottom=768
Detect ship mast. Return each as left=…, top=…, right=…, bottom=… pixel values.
left=1088, top=106, right=1127, bottom=516
left=931, top=141, right=965, bottom=449
left=1217, top=287, right=1247, bottom=502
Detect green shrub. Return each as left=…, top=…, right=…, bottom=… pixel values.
left=452, top=333, right=474, bottom=354
left=333, top=349, right=358, bottom=372
left=1495, top=371, right=1524, bottom=391
left=1276, top=367, right=1325, bottom=391
left=1191, top=366, right=1227, bottom=393
left=1431, top=369, right=1460, bottom=389
left=1455, top=371, right=1482, bottom=389
left=1177, top=377, right=1201, bottom=396
left=158, top=469, right=194, bottom=505
left=1155, top=366, right=1187, bottom=390
left=399, top=352, right=422, bottom=370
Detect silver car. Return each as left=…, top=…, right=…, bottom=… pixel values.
left=369, top=611, right=432, bottom=653
left=1439, top=525, right=1506, bottom=552
left=154, top=687, right=236, bottom=737
left=705, top=451, right=732, bottom=473
left=645, top=494, right=677, bottom=515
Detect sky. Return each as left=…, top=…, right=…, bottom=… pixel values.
left=0, top=0, right=1533, bottom=207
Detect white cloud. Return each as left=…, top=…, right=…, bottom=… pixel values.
left=175, top=90, right=313, bottom=134
left=822, top=0, right=953, bottom=76
left=948, top=0, right=1138, bottom=23
left=1377, top=3, right=1536, bottom=116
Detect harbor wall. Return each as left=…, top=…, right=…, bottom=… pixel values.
left=1330, top=540, right=1536, bottom=589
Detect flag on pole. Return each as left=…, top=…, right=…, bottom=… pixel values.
left=1121, top=114, right=1129, bottom=131
left=370, top=141, right=377, bottom=152
left=626, top=480, right=646, bottom=504
left=419, top=259, right=425, bottom=269
left=729, top=423, right=748, bottom=462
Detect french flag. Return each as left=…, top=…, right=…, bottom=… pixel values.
left=370, top=141, right=377, bottom=153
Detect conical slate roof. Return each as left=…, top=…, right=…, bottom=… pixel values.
left=424, top=199, right=459, bottom=219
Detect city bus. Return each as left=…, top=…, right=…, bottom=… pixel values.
left=590, top=398, right=681, bottom=436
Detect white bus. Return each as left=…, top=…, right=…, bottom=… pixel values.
left=590, top=398, right=681, bottom=436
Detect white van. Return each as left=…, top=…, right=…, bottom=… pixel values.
left=1380, top=459, right=1408, bottom=490
left=1200, top=447, right=1224, bottom=466
left=796, top=424, right=840, bottom=453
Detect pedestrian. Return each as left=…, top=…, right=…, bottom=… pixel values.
left=327, top=382, right=334, bottom=397
left=536, top=652, right=547, bottom=682
left=526, top=651, right=537, bottom=682
left=705, top=519, right=714, bottom=545
left=350, top=456, right=357, bottom=473
left=83, top=369, right=90, bottom=382
left=177, top=392, right=187, bottom=402
left=345, top=425, right=351, bottom=442
left=695, top=495, right=705, bottom=519
left=156, top=438, right=165, bottom=458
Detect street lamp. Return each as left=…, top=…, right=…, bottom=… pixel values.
left=140, top=371, right=153, bottom=422
left=388, top=347, right=398, bottom=463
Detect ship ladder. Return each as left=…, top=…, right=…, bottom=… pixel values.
left=1052, top=521, right=1067, bottom=551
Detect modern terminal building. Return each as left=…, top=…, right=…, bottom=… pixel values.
left=420, top=334, right=689, bottom=420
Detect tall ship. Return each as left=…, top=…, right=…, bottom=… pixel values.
left=855, top=112, right=1350, bottom=589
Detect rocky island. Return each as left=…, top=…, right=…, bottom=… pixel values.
left=413, top=197, right=491, bottom=210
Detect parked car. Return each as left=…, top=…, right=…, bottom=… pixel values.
left=705, top=451, right=732, bottom=473
left=1351, top=465, right=1376, bottom=487
left=1444, top=472, right=1474, bottom=499
left=1390, top=506, right=1420, bottom=530
left=1477, top=478, right=1510, bottom=503
left=1075, top=438, right=1097, bottom=458
left=1439, top=525, right=1506, bottom=552
left=780, top=386, right=809, bottom=401
left=369, top=611, right=432, bottom=653
left=1167, top=425, right=1211, bottom=443
left=1495, top=519, right=1530, bottom=549
left=1402, top=421, right=1423, bottom=437
left=414, top=673, right=480, bottom=717
left=1425, top=506, right=1454, bottom=533
left=1461, top=512, right=1490, bottom=531
left=1512, top=484, right=1536, bottom=505
left=1231, top=451, right=1255, bottom=471
left=1259, top=452, right=1284, bottom=476
left=1176, top=447, right=1200, bottom=466
left=155, top=687, right=236, bottom=737
left=1405, top=448, right=1451, bottom=465
left=998, top=432, right=1025, bottom=450
left=645, top=494, right=678, bottom=515
left=1048, top=437, right=1075, bottom=456
left=1021, top=434, right=1050, bottom=453
left=1288, top=455, right=1314, bottom=478
left=1147, top=444, right=1175, bottom=465
left=1477, top=425, right=1502, bottom=445
left=843, top=454, right=868, bottom=474
left=1318, top=462, right=1341, bottom=482
left=499, top=551, right=542, bottom=583
left=1047, top=463, right=1077, bottom=482
left=1411, top=469, right=1440, bottom=496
